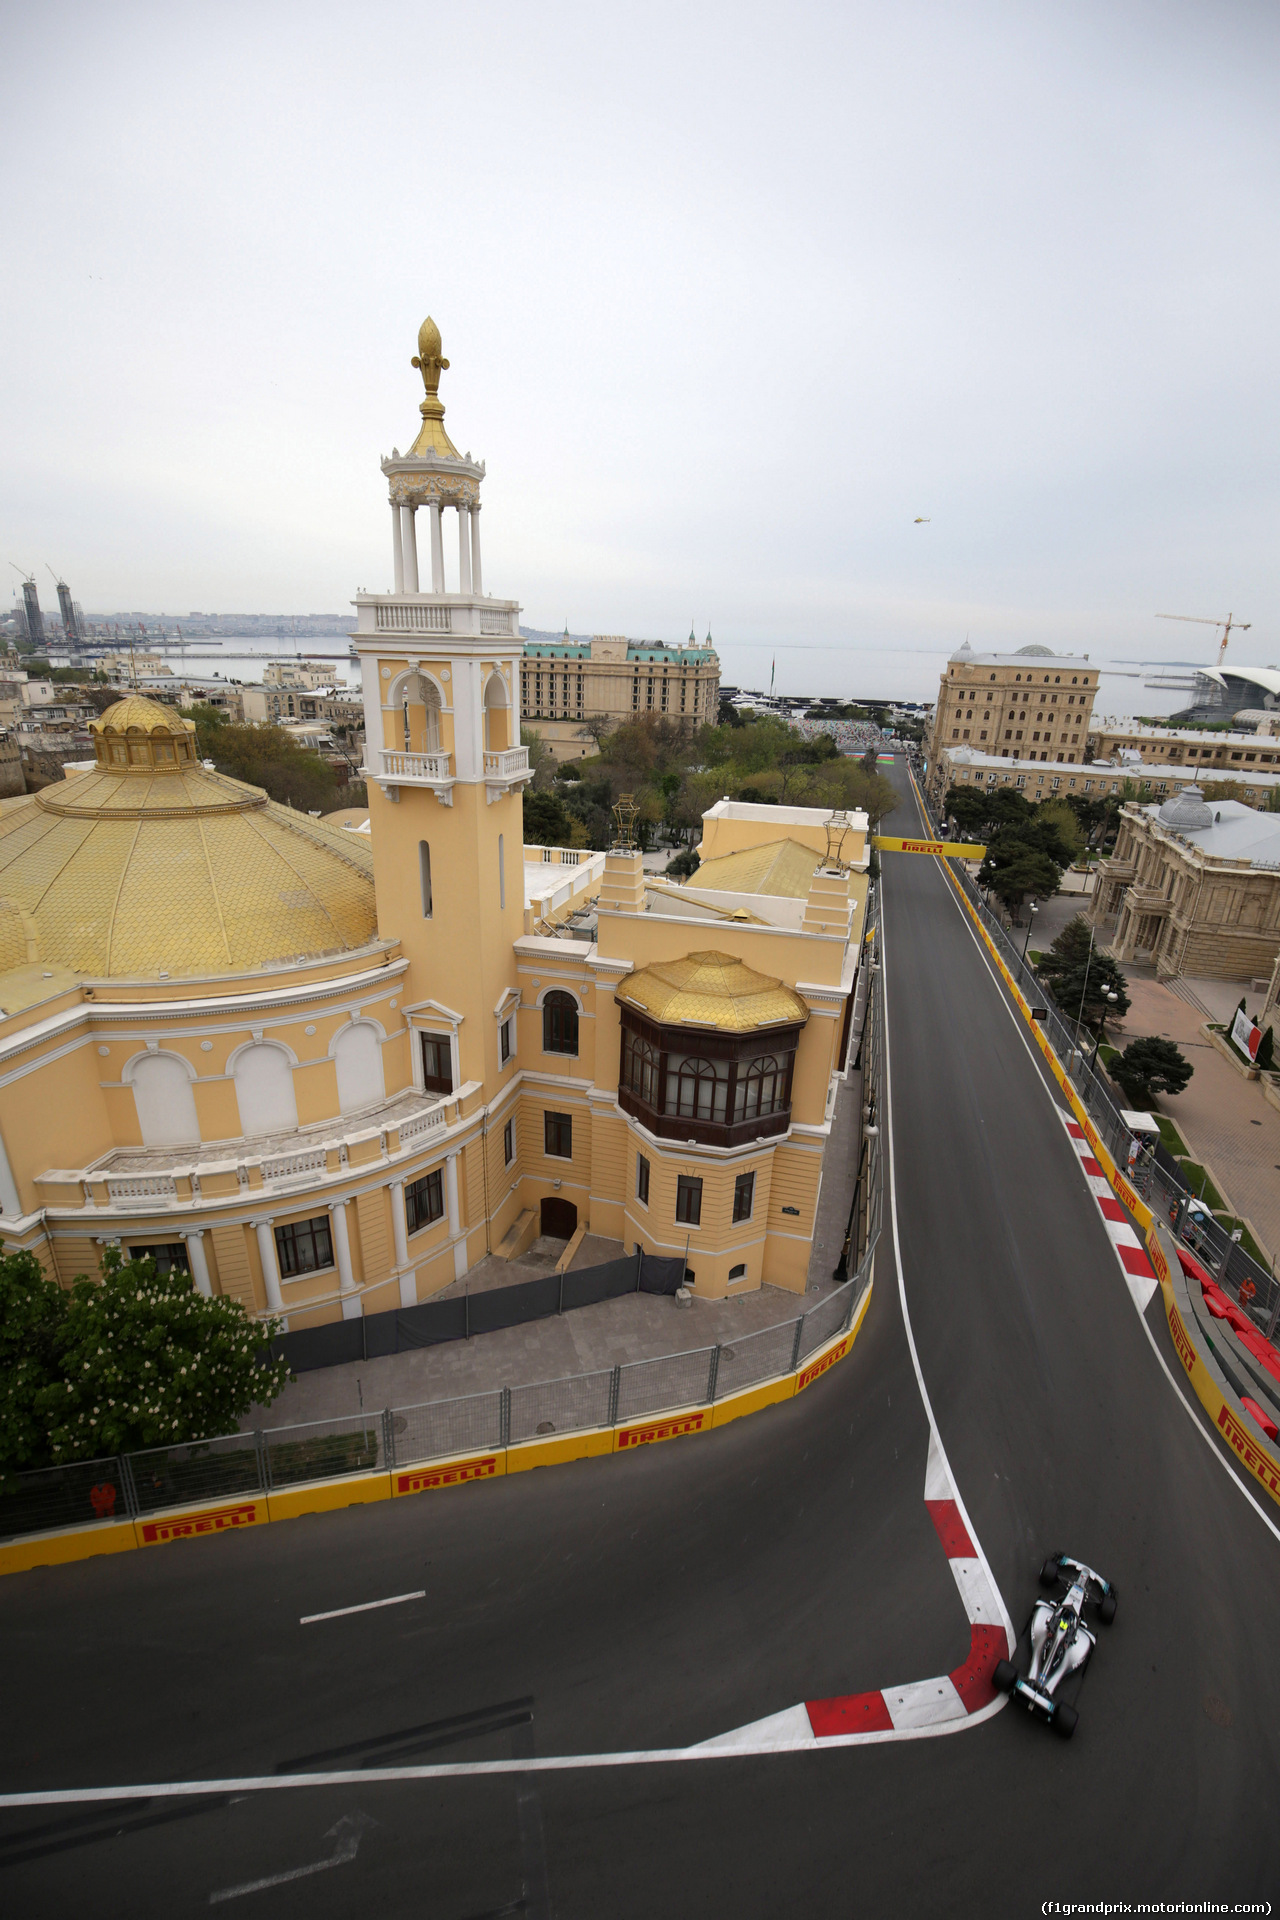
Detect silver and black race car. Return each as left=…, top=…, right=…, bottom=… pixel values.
left=993, top=1553, right=1118, bottom=1739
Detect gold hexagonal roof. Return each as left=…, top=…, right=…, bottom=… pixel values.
left=0, top=747, right=378, bottom=978
left=621, top=950, right=808, bottom=1032
left=90, top=694, right=194, bottom=737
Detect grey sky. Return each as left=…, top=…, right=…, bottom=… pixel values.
left=3, top=0, right=1278, bottom=701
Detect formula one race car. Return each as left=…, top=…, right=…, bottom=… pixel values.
left=993, top=1553, right=1118, bottom=1739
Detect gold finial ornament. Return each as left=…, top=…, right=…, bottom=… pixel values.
left=823, top=810, right=852, bottom=872
left=409, top=314, right=460, bottom=458
left=611, top=794, right=640, bottom=850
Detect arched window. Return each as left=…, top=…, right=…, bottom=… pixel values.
left=233, top=1044, right=298, bottom=1138
left=542, top=991, right=579, bottom=1056
left=666, top=1055, right=729, bottom=1122
left=622, top=1030, right=659, bottom=1106
left=734, top=1055, right=785, bottom=1122
left=483, top=672, right=511, bottom=753
left=130, top=1053, right=200, bottom=1148
left=332, top=1023, right=385, bottom=1116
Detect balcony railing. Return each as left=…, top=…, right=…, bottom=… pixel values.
left=378, top=749, right=453, bottom=785
left=106, top=1174, right=178, bottom=1207
left=483, top=747, right=530, bottom=780
left=375, top=603, right=451, bottom=633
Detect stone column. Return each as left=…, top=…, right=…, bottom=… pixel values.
left=445, top=1150, right=466, bottom=1279
left=470, top=505, right=483, bottom=597
left=391, top=499, right=404, bottom=594
left=402, top=504, right=419, bottom=594
left=184, top=1229, right=212, bottom=1299
left=457, top=504, right=473, bottom=593
left=255, top=1218, right=284, bottom=1313
left=330, top=1198, right=356, bottom=1293
left=428, top=502, right=445, bottom=593
left=389, top=1178, right=410, bottom=1269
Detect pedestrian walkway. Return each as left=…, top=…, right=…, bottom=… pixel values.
left=245, top=1072, right=862, bottom=1429
left=1106, top=972, right=1280, bottom=1263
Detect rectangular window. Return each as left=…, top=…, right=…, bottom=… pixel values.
left=544, top=1110, right=572, bottom=1158
left=733, top=1171, right=755, bottom=1222
left=499, top=832, right=505, bottom=910
left=419, top=840, right=433, bottom=918
left=676, top=1175, right=703, bottom=1226
left=499, top=1018, right=511, bottom=1064
left=636, top=1153, right=650, bottom=1205
left=130, top=1241, right=189, bottom=1278
left=503, top=1117, right=515, bottom=1166
left=405, top=1168, right=445, bottom=1235
left=421, top=1032, right=453, bottom=1094
left=275, top=1215, right=334, bottom=1278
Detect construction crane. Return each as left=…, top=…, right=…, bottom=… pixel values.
left=1155, top=609, right=1250, bottom=668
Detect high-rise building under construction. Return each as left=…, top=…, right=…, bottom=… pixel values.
left=20, top=580, right=44, bottom=649
left=55, top=580, right=81, bottom=646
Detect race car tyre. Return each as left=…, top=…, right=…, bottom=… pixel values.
left=1098, top=1591, right=1117, bottom=1625
left=1039, top=1556, right=1062, bottom=1588
left=1053, top=1703, right=1078, bottom=1740
left=993, top=1660, right=1018, bottom=1694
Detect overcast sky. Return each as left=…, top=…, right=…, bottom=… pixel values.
left=3, top=0, right=1278, bottom=700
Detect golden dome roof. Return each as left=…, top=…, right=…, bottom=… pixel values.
left=621, top=950, right=808, bottom=1033
left=0, top=756, right=378, bottom=979
left=90, top=694, right=192, bottom=736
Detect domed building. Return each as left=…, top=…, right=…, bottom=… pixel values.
left=0, top=321, right=870, bottom=1326
left=0, top=696, right=376, bottom=977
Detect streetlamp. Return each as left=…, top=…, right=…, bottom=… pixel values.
left=1021, top=901, right=1038, bottom=963
left=1091, top=990, right=1120, bottom=1068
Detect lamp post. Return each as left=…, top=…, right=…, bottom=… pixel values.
left=1021, top=901, right=1038, bottom=963
left=1091, top=990, right=1120, bottom=1068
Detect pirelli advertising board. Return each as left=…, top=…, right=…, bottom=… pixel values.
left=872, top=836, right=987, bottom=859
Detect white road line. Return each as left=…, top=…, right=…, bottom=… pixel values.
left=908, top=772, right=1280, bottom=1551
left=300, top=1591, right=425, bottom=1626
left=877, top=888, right=1017, bottom=1658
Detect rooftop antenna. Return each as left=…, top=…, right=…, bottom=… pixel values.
left=1155, top=610, right=1250, bottom=669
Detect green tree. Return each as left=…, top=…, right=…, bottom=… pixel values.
left=1038, top=798, right=1085, bottom=864
left=1112, top=1037, right=1193, bottom=1108
left=179, top=702, right=230, bottom=758
left=979, top=835, right=1061, bottom=913
left=1035, top=916, right=1130, bottom=1027
left=666, top=845, right=700, bottom=878
left=0, top=1248, right=67, bottom=1470
left=34, top=1249, right=291, bottom=1464
left=520, top=725, right=553, bottom=788
left=942, top=785, right=991, bottom=838
left=522, top=787, right=570, bottom=845
left=206, top=723, right=338, bottom=812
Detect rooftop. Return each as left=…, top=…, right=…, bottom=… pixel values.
left=1144, top=795, right=1280, bottom=867
left=620, top=950, right=809, bottom=1033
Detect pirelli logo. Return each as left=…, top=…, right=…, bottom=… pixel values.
left=1146, top=1234, right=1170, bottom=1288
left=796, top=1336, right=851, bottom=1392
left=1114, top=1174, right=1141, bottom=1215
left=395, top=1456, right=498, bottom=1495
left=1168, top=1301, right=1197, bottom=1377
left=139, top=1501, right=262, bottom=1546
left=616, top=1412, right=707, bottom=1449
left=1217, top=1405, right=1280, bottom=1499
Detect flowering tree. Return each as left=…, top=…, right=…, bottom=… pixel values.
left=0, top=1245, right=292, bottom=1469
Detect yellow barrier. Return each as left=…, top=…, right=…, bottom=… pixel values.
left=873, top=836, right=987, bottom=859
left=1146, top=1220, right=1280, bottom=1510
left=1, top=1288, right=875, bottom=1578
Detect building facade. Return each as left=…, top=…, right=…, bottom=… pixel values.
left=1092, top=786, right=1280, bottom=980
left=1086, top=720, right=1280, bottom=781
left=520, top=633, right=720, bottom=760
left=926, top=641, right=1099, bottom=801
left=933, top=743, right=1174, bottom=807
left=0, top=318, right=866, bottom=1327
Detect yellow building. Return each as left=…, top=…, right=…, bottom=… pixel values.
left=0, top=319, right=869, bottom=1321
left=521, top=633, right=721, bottom=761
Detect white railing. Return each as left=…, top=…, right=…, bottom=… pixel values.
left=375, top=603, right=451, bottom=632
left=480, top=609, right=514, bottom=634
left=106, top=1175, right=178, bottom=1206
left=483, top=747, right=530, bottom=778
left=379, top=749, right=453, bottom=783
left=398, top=1106, right=447, bottom=1144
left=262, top=1147, right=329, bottom=1183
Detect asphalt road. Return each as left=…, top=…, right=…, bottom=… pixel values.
left=2, top=755, right=1278, bottom=1916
